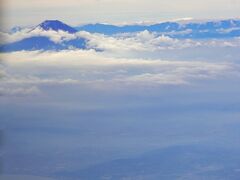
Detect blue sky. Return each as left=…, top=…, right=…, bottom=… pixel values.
left=1, top=0, right=240, bottom=29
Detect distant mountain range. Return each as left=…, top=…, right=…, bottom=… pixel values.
left=76, top=19, right=240, bottom=38
left=1, top=19, right=240, bottom=52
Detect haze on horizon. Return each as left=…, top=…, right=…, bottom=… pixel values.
left=1, top=0, right=240, bottom=29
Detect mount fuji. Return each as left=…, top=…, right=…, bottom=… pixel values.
left=1, top=19, right=240, bottom=52
left=32, top=20, right=77, bottom=33
left=0, top=20, right=85, bottom=52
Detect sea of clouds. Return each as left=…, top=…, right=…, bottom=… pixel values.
left=0, top=28, right=240, bottom=97
left=1, top=28, right=240, bottom=49
left=1, top=27, right=240, bottom=180
left=0, top=49, right=237, bottom=97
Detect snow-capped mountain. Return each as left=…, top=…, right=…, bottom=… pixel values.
left=1, top=19, right=240, bottom=52
left=0, top=20, right=85, bottom=52
left=33, top=20, right=77, bottom=33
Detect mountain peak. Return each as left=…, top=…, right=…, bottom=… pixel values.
left=36, top=20, right=77, bottom=33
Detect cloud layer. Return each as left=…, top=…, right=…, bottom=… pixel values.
left=1, top=28, right=239, bottom=96
left=0, top=49, right=236, bottom=96
left=2, top=29, right=240, bottom=52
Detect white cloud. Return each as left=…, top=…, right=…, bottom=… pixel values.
left=217, top=27, right=240, bottom=34
left=0, top=28, right=76, bottom=44
left=2, top=29, right=240, bottom=52
left=4, top=76, right=80, bottom=85
left=0, top=50, right=235, bottom=95
left=83, top=31, right=240, bottom=51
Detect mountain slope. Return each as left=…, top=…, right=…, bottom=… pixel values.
left=0, top=36, right=87, bottom=52
left=0, top=36, right=63, bottom=52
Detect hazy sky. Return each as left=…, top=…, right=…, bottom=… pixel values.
left=1, top=0, right=240, bottom=29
